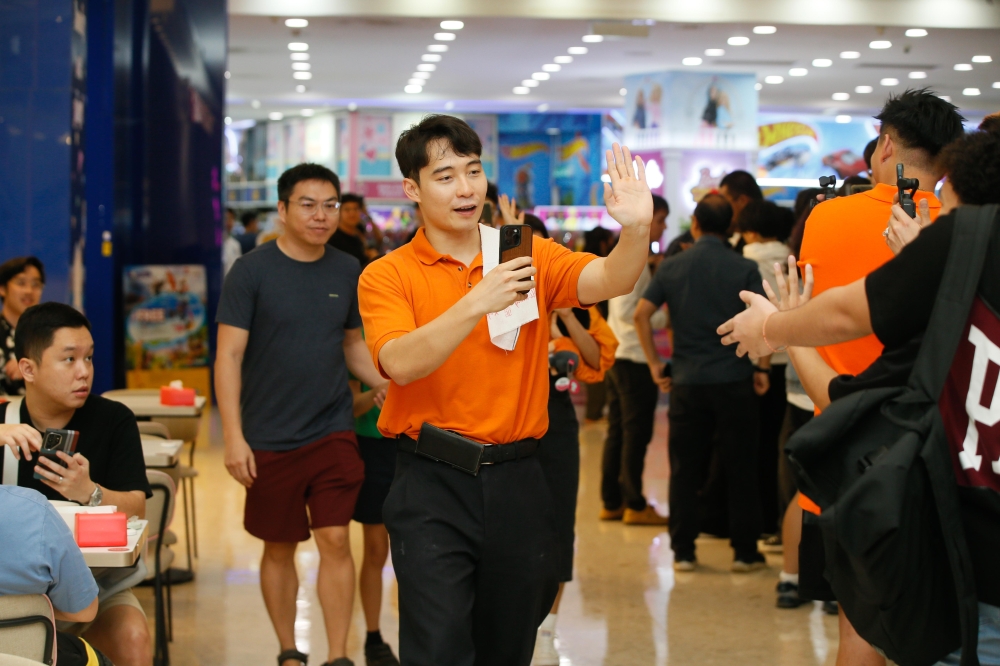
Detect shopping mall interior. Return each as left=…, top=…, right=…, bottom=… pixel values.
left=1, top=1, right=1000, bottom=665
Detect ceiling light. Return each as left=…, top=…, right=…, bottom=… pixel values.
left=444, top=101, right=455, bottom=110
left=840, top=51, right=861, bottom=59
left=855, top=85, right=873, bottom=93
left=428, top=44, right=448, bottom=52
left=954, top=63, right=973, bottom=71
left=682, top=57, right=703, bottom=66
left=288, top=42, right=308, bottom=51
left=542, top=64, right=561, bottom=72
left=836, top=115, right=852, bottom=123
left=513, top=86, right=530, bottom=95
left=293, top=72, right=312, bottom=80
left=301, top=108, right=314, bottom=117
left=705, top=48, right=725, bottom=57
left=753, top=26, right=777, bottom=34
left=554, top=56, right=573, bottom=64
left=728, top=36, right=750, bottom=46
left=870, top=40, right=892, bottom=49
left=620, top=87, right=627, bottom=96
left=522, top=79, right=540, bottom=87
left=765, top=75, right=784, bottom=84
left=224, top=116, right=231, bottom=125
left=568, top=46, right=588, bottom=55
left=295, top=85, right=306, bottom=93
left=408, top=78, right=425, bottom=86
left=994, top=82, right=1000, bottom=89
left=434, top=32, right=456, bottom=41
left=440, top=20, right=464, bottom=30
left=292, top=62, right=310, bottom=71
left=348, top=103, right=357, bottom=111
left=972, top=55, right=992, bottom=63
left=939, top=95, right=952, bottom=102
left=905, top=28, right=927, bottom=37
left=268, top=112, right=283, bottom=120
left=532, top=72, right=550, bottom=80
left=404, top=84, right=423, bottom=94
left=250, top=100, right=261, bottom=108
left=290, top=52, right=309, bottom=60
left=422, top=54, right=442, bottom=62
left=284, top=18, right=308, bottom=28
left=417, top=64, right=437, bottom=71
left=812, top=58, right=832, bottom=67
left=908, top=71, right=927, bottom=79
left=789, top=68, right=808, bottom=76
left=582, top=34, right=604, bottom=43
left=881, top=77, right=899, bottom=85
left=963, top=87, right=981, bottom=96
left=754, top=82, right=762, bottom=90
left=537, top=103, right=550, bottom=112
left=413, top=71, right=431, bottom=79
left=832, top=92, right=850, bottom=100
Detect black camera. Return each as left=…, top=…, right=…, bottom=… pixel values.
left=896, top=163, right=919, bottom=218
left=809, top=175, right=839, bottom=211
left=503, top=226, right=521, bottom=245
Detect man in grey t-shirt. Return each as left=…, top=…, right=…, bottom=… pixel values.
left=215, top=163, right=388, bottom=666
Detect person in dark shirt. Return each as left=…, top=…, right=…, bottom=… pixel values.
left=0, top=302, right=152, bottom=666
left=328, top=193, right=369, bottom=267
left=237, top=210, right=261, bottom=254
left=0, top=256, right=45, bottom=396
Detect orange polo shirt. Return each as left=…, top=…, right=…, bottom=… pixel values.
left=358, top=228, right=597, bottom=444
left=551, top=306, right=619, bottom=384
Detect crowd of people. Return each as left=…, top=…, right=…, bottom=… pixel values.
left=3, top=92, right=1000, bottom=666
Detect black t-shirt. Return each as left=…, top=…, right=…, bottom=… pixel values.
left=329, top=229, right=368, bottom=268
left=0, top=395, right=152, bottom=500
left=856, top=210, right=1000, bottom=606
left=0, top=315, right=23, bottom=396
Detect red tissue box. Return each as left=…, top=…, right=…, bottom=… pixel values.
left=76, top=512, right=128, bottom=547
left=160, top=385, right=196, bottom=406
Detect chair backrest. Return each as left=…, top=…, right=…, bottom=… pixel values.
left=138, top=421, right=172, bottom=439
left=0, top=654, right=49, bottom=666
left=145, top=471, right=177, bottom=544
left=102, top=388, right=159, bottom=398
left=0, top=595, right=55, bottom=665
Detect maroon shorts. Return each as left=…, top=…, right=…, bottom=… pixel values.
left=244, top=431, right=364, bottom=542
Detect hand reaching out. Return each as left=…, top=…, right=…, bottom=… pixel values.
left=497, top=194, right=524, bottom=227
left=762, top=255, right=813, bottom=312
left=603, top=143, right=653, bottom=230
left=884, top=197, right=931, bottom=255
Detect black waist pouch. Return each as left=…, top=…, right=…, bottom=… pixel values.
left=414, top=423, right=485, bottom=476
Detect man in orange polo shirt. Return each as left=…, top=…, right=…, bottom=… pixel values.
left=358, top=115, right=653, bottom=666
left=795, top=88, right=964, bottom=665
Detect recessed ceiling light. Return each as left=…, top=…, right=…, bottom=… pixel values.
left=290, top=52, right=309, bottom=61
left=972, top=55, right=992, bottom=63
left=440, top=20, right=464, bottom=30
left=224, top=70, right=231, bottom=79
left=812, top=58, right=833, bottom=67
left=908, top=71, right=927, bottom=79
left=513, top=86, right=530, bottom=95
left=422, top=54, right=442, bottom=62
left=291, top=62, right=310, bottom=71
left=268, top=112, right=283, bottom=120
left=963, top=87, right=981, bottom=96
left=285, top=18, right=308, bottom=28
left=251, top=100, right=261, bottom=108
left=537, top=103, right=550, bottom=112
left=404, top=84, right=423, bottom=94
left=301, top=108, right=314, bottom=117
left=295, top=85, right=306, bottom=93
left=870, top=40, right=892, bottom=49
left=417, top=64, right=437, bottom=71
left=938, top=95, right=952, bottom=102
left=994, top=82, right=1000, bottom=89
left=881, top=77, right=899, bottom=85
left=293, top=71, right=312, bottom=80
left=753, top=26, right=777, bottom=34
left=434, top=32, right=456, bottom=41
left=428, top=44, right=448, bottom=52
left=288, top=42, right=308, bottom=51
left=542, top=64, right=561, bottom=72
left=682, top=57, right=703, bottom=66
left=836, top=115, right=852, bottom=123
left=832, top=92, right=850, bottom=100
left=840, top=51, right=861, bottom=59
left=444, top=101, right=455, bottom=110
left=532, top=72, right=550, bottom=81
left=619, top=87, right=627, bottom=96
left=765, top=75, right=784, bottom=84
left=582, top=34, right=604, bottom=43
left=522, top=79, right=540, bottom=87
left=905, top=28, right=928, bottom=37
left=554, top=55, right=573, bottom=64
left=855, top=85, right=873, bottom=93
left=705, top=48, right=725, bottom=57
left=408, top=78, right=425, bottom=86
left=347, top=103, right=358, bottom=111
left=754, top=82, right=762, bottom=90
left=413, top=71, right=431, bottom=79
left=224, top=116, right=231, bottom=125
left=728, top=36, right=750, bottom=46
left=954, top=63, right=973, bottom=71
left=568, top=46, right=588, bottom=55
left=789, top=68, right=808, bottom=76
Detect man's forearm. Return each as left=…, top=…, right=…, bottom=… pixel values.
left=787, top=347, right=838, bottom=411
left=769, top=279, right=873, bottom=349
left=214, top=355, right=244, bottom=444
left=101, top=489, right=146, bottom=519
left=561, top=315, right=601, bottom=369
left=578, top=225, right=650, bottom=304
left=634, top=310, right=660, bottom=369
left=344, top=338, right=385, bottom=389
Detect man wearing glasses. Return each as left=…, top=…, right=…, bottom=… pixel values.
left=216, top=163, right=389, bottom=666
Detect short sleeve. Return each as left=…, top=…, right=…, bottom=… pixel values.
left=537, top=239, right=598, bottom=311
left=44, top=509, right=98, bottom=613
left=103, top=408, right=153, bottom=498
left=216, top=257, right=257, bottom=331
left=358, top=261, right=418, bottom=378
left=642, top=260, right=671, bottom=308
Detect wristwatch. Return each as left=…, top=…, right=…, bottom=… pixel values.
left=86, top=484, right=103, bottom=507
left=754, top=368, right=770, bottom=375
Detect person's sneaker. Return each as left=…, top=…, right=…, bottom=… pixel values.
left=673, top=558, right=697, bottom=572
left=531, top=626, right=560, bottom=666
left=759, top=534, right=783, bottom=553
left=731, top=554, right=768, bottom=573
left=823, top=601, right=839, bottom=615
left=623, top=505, right=669, bottom=526
left=776, top=581, right=807, bottom=608
left=364, top=643, right=399, bottom=666
left=599, top=505, right=625, bottom=521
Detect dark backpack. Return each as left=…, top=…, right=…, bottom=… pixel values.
left=785, top=204, right=999, bottom=666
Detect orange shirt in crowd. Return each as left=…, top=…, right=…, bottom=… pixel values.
left=358, top=228, right=596, bottom=444
left=551, top=306, right=618, bottom=385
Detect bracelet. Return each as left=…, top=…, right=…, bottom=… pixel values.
left=754, top=368, right=770, bottom=375
left=762, top=311, right=787, bottom=354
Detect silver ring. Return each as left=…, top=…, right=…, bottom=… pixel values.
left=57, top=476, right=63, bottom=483
left=882, top=227, right=890, bottom=239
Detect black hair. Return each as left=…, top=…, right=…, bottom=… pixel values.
left=583, top=227, right=615, bottom=256
left=277, top=163, right=341, bottom=202
left=0, top=257, right=46, bottom=289
left=939, top=130, right=1000, bottom=206
left=340, top=193, right=364, bottom=208
left=395, top=115, right=483, bottom=182
left=556, top=308, right=591, bottom=337
left=651, top=194, right=669, bottom=215
left=719, top=170, right=763, bottom=202
left=737, top=200, right=794, bottom=241
left=240, top=210, right=259, bottom=227
left=693, top=193, right=733, bottom=236
left=14, top=302, right=91, bottom=362
left=485, top=182, right=499, bottom=206
left=980, top=115, right=1000, bottom=135
left=875, top=88, right=965, bottom=160
left=523, top=213, right=548, bottom=239
left=863, top=138, right=879, bottom=170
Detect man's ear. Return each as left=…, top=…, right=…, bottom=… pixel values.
left=19, top=357, right=36, bottom=385
left=402, top=178, right=422, bottom=204
left=0, top=285, right=6, bottom=300
left=880, top=133, right=894, bottom=164
left=276, top=200, right=287, bottom=225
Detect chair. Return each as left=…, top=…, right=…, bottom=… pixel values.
left=0, top=595, right=55, bottom=665
left=145, top=470, right=176, bottom=666
left=140, top=421, right=198, bottom=571
left=138, top=421, right=172, bottom=440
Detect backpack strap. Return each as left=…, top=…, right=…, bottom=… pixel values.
left=2, top=398, right=23, bottom=485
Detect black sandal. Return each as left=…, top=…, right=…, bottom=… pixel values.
left=278, top=649, right=309, bottom=666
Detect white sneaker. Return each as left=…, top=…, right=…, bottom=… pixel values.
left=532, top=627, right=560, bottom=666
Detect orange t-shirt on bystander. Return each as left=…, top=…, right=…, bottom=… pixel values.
left=551, top=306, right=619, bottom=385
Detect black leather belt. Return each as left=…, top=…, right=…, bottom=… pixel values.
left=397, top=423, right=538, bottom=476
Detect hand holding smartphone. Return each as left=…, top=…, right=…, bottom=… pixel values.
left=33, top=428, right=79, bottom=480
left=499, top=225, right=533, bottom=295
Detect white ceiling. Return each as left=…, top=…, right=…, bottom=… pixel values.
left=225, top=15, right=1000, bottom=121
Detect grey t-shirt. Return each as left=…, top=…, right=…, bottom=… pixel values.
left=217, top=241, right=362, bottom=450
left=642, top=235, right=765, bottom=386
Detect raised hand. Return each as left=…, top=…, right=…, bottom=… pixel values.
left=762, top=255, right=813, bottom=312
left=603, top=143, right=652, bottom=229
left=717, top=291, right=779, bottom=360
left=497, top=194, right=524, bottom=227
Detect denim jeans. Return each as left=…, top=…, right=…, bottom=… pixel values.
left=935, top=603, right=1000, bottom=665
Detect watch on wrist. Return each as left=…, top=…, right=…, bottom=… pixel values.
left=754, top=368, right=770, bottom=375
left=86, top=484, right=103, bottom=507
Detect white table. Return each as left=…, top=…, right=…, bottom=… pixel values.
left=107, top=394, right=207, bottom=418
left=79, top=520, right=148, bottom=568
left=141, top=437, right=184, bottom=468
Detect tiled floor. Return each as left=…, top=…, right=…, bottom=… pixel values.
left=137, top=407, right=840, bottom=665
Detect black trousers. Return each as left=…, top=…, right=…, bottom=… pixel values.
left=536, top=387, right=581, bottom=582
left=758, top=364, right=787, bottom=535
left=668, top=379, right=762, bottom=561
left=384, top=450, right=560, bottom=666
left=601, top=359, right=659, bottom=511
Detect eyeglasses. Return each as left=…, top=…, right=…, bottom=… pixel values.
left=288, top=199, right=341, bottom=215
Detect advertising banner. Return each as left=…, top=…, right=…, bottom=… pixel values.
left=123, top=265, right=209, bottom=370
left=498, top=134, right=551, bottom=208
left=679, top=150, right=754, bottom=211
left=553, top=131, right=602, bottom=206
left=757, top=113, right=878, bottom=180
left=358, top=114, right=393, bottom=177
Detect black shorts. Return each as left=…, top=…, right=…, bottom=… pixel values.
left=353, top=435, right=397, bottom=525
left=799, top=515, right=836, bottom=602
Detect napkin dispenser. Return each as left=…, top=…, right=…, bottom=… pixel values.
left=160, top=380, right=196, bottom=406
left=76, top=512, right=128, bottom=547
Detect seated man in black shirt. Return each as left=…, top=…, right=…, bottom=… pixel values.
left=0, top=302, right=153, bottom=666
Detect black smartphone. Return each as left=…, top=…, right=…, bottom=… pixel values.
left=33, top=428, right=78, bottom=480
left=499, top=224, right=533, bottom=294
left=34, top=450, right=68, bottom=480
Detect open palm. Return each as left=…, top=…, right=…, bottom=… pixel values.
left=603, top=143, right=653, bottom=229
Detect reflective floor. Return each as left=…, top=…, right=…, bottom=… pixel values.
left=135, top=407, right=841, bottom=665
